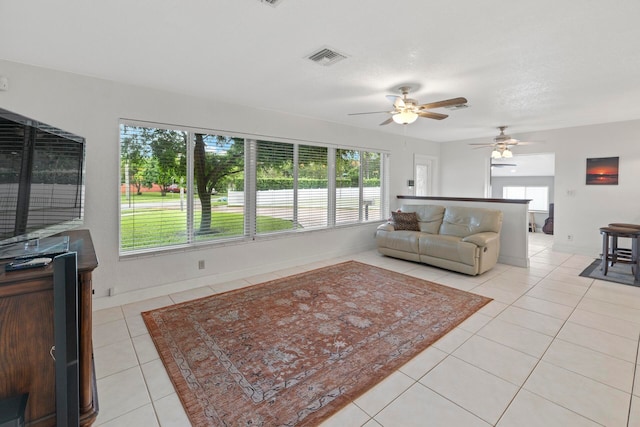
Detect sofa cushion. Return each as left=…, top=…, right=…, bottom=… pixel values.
left=400, top=204, right=445, bottom=234
left=377, top=230, right=421, bottom=253
left=439, top=206, right=503, bottom=237
left=391, top=211, right=420, bottom=231
left=419, top=234, right=478, bottom=266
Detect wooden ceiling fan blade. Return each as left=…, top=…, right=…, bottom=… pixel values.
left=418, top=111, right=448, bottom=120
left=379, top=117, right=394, bottom=126
left=469, top=143, right=496, bottom=146
left=348, top=111, right=392, bottom=116
left=419, top=97, right=468, bottom=110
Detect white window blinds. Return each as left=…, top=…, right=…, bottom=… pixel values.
left=297, top=145, right=329, bottom=229
left=120, top=121, right=388, bottom=254
left=120, top=125, right=189, bottom=251
left=255, top=140, right=295, bottom=235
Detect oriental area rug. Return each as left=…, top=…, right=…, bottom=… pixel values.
left=142, top=261, right=491, bottom=426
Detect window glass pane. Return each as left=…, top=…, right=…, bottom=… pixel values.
left=503, top=186, right=525, bottom=199
left=503, top=186, right=549, bottom=211
left=362, top=151, right=381, bottom=221
left=336, top=149, right=360, bottom=224
left=298, top=145, right=328, bottom=229
left=525, top=186, right=548, bottom=211
left=256, top=140, right=296, bottom=234
left=193, top=133, right=245, bottom=242
left=120, top=125, right=188, bottom=252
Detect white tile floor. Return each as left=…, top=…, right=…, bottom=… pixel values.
left=92, top=233, right=640, bottom=426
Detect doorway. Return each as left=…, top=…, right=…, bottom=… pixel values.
left=414, top=154, right=436, bottom=196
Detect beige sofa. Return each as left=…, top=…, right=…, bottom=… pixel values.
left=376, top=204, right=503, bottom=275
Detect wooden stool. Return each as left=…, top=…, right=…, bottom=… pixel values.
left=608, top=224, right=640, bottom=267
left=599, top=226, right=640, bottom=282
left=528, top=212, right=536, bottom=232
left=609, top=223, right=640, bottom=230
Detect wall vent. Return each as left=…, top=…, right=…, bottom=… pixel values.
left=260, top=0, right=284, bottom=7
left=307, top=48, right=347, bottom=66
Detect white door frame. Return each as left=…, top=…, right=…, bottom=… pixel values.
left=413, top=154, right=438, bottom=196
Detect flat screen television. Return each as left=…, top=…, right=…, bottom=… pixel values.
left=0, top=108, right=85, bottom=257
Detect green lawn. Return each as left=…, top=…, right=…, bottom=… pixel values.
left=121, top=208, right=295, bottom=251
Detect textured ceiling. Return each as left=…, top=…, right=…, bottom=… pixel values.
left=1, top=0, right=640, bottom=143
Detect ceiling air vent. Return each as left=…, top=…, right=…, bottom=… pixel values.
left=307, top=48, right=347, bottom=66
left=260, top=0, right=284, bottom=7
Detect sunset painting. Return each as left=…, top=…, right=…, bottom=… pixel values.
left=586, top=157, right=619, bottom=185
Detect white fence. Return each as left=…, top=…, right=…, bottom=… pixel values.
left=227, top=187, right=381, bottom=209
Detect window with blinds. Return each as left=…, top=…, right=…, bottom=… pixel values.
left=298, top=145, right=329, bottom=229
left=255, top=140, right=295, bottom=235
left=120, top=121, right=388, bottom=254
left=335, top=149, right=361, bottom=224
left=361, top=151, right=382, bottom=222
left=120, top=125, right=189, bottom=251
left=193, top=133, right=245, bottom=242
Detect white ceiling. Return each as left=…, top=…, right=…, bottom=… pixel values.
left=2, top=0, right=640, bottom=143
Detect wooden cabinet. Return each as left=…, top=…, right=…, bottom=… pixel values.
left=0, top=230, right=98, bottom=426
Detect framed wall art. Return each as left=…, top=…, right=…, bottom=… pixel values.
left=586, top=156, right=619, bottom=185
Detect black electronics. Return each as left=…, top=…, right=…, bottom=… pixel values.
left=53, top=252, right=80, bottom=427
left=4, top=257, right=52, bottom=272
left=0, top=393, right=28, bottom=427
left=0, top=108, right=85, bottom=251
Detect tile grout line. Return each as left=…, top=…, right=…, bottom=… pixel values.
left=493, top=260, right=604, bottom=426
left=627, top=334, right=640, bottom=427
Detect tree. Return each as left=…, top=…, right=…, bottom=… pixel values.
left=149, top=129, right=187, bottom=195
left=120, top=127, right=151, bottom=195
left=194, top=134, right=244, bottom=234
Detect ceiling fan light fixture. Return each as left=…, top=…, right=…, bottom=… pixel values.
left=392, top=110, right=418, bottom=124
left=502, top=148, right=513, bottom=158
left=491, top=149, right=502, bottom=159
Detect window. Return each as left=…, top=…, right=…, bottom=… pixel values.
left=503, top=186, right=549, bottom=211
left=120, top=125, right=188, bottom=251
left=335, top=149, right=383, bottom=224
left=297, top=145, right=329, bottom=229
left=335, top=149, right=361, bottom=225
left=120, top=121, right=387, bottom=255
left=192, top=133, right=245, bottom=242
left=255, top=140, right=295, bottom=234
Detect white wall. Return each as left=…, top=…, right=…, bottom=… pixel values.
left=0, top=59, right=439, bottom=300
left=441, top=122, right=640, bottom=257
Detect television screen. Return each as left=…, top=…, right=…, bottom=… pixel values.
left=0, top=108, right=85, bottom=248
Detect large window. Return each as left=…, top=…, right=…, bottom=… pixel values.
left=120, top=122, right=387, bottom=254
left=503, top=186, right=549, bottom=211
left=335, top=149, right=383, bottom=224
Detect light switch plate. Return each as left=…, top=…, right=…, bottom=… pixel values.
left=0, top=76, right=8, bottom=91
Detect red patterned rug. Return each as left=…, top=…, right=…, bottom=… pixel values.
left=143, top=260, right=491, bottom=426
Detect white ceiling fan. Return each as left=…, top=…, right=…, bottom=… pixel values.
left=470, top=126, right=532, bottom=158
left=348, top=86, right=468, bottom=125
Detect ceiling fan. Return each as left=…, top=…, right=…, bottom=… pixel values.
left=348, top=86, right=468, bottom=126
left=470, top=126, right=531, bottom=158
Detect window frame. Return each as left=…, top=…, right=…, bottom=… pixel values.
left=119, top=119, right=388, bottom=256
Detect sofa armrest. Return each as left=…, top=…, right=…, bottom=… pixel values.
left=462, top=232, right=499, bottom=247
left=377, top=222, right=396, bottom=232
